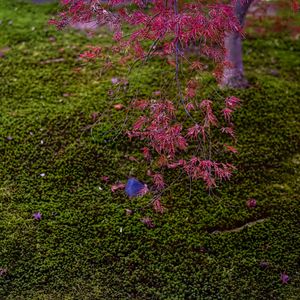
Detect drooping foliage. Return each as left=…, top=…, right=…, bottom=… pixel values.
left=50, top=0, right=298, bottom=200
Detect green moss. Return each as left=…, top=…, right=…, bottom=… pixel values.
left=0, top=1, right=300, bottom=299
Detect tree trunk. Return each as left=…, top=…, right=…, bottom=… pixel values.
left=221, top=0, right=254, bottom=88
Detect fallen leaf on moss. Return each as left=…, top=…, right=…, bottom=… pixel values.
left=113, top=104, right=124, bottom=110
left=111, top=182, right=125, bottom=192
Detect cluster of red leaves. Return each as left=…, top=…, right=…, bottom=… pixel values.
left=51, top=1, right=241, bottom=68
left=152, top=197, right=165, bottom=213
left=129, top=95, right=240, bottom=189
left=129, top=100, right=187, bottom=159
left=79, top=45, right=102, bottom=60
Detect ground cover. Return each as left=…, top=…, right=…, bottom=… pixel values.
left=0, top=1, right=300, bottom=299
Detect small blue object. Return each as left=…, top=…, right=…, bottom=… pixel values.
left=125, top=178, right=145, bottom=197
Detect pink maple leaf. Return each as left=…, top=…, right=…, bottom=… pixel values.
left=111, top=182, right=125, bottom=192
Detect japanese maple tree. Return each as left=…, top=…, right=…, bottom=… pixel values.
left=51, top=0, right=297, bottom=206
left=51, top=0, right=245, bottom=194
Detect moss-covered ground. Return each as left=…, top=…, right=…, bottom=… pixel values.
left=0, top=1, right=300, bottom=299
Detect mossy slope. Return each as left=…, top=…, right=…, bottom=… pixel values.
left=0, top=1, right=300, bottom=299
